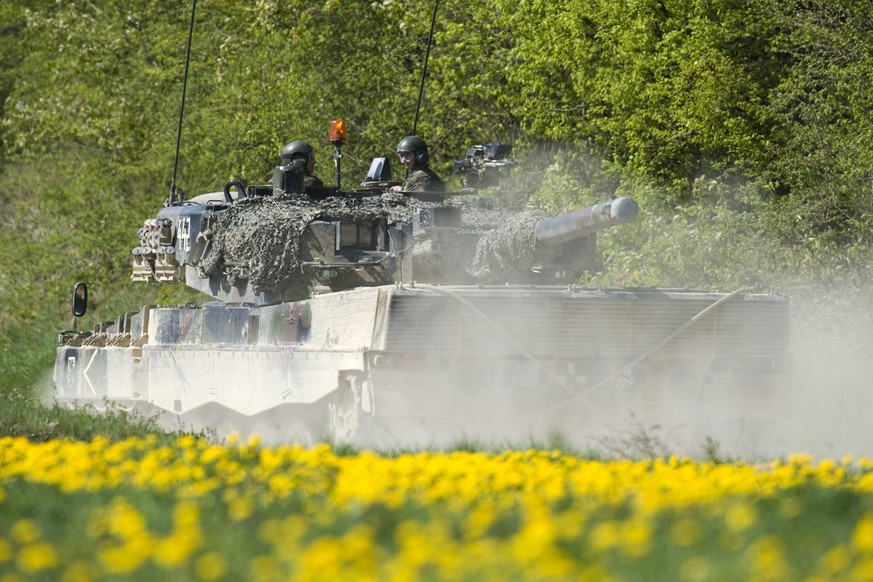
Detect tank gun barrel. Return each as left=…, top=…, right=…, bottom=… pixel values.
left=534, top=197, right=638, bottom=246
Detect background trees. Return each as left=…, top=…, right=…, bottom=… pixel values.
left=7, top=0, right=873, bottom=205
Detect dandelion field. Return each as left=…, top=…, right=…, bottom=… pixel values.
left=2, top=435, right=873, bottom=581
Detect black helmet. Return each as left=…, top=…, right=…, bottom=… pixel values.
left=396, top=135, right=429, bottom=165
left=281, top=140, right=314, bottom=162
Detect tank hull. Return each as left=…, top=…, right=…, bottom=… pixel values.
left=55, top=285, right=791, bottom=452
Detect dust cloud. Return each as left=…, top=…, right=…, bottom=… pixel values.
left=290, top=283, right=873, bottom=462
left=772, top=286, right=873, bottom=460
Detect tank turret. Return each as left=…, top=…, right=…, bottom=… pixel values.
left=128, top=131, right=638, bottom=304
left=130, top=180, right=638, bottom=305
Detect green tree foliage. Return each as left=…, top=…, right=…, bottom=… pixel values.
left=765, top=1, right=873, bottom=222
left=3, top=0, right=520, bottom=188
left=498, top=0, right=793, bottom=195
left=6, top=0, right=873, bottom=206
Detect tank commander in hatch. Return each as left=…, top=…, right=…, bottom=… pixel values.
left=280, top=140, right=324, bottom=189
left=389, top=135, right=445, bottom=192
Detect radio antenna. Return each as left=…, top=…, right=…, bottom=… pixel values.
left=412, top=0, right=439, bottom=136
left=168, top=0, right=197, bottom=206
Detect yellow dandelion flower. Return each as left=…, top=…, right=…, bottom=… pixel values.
left=818, top=459, right=838, bottom=474
left=725, top=501, right=757, bottom=533
left=464, top=502, right=496, bottom=539
left=200, top=445, right=228, bottom=465
left=590, top=521, right=621, bottom=551
left=788, top=453, right=813, bottom=466
left=97, top=542, right=154, bottom=574
left=61, top=559, right=96, bottom=582
left=818, top=544, right=850, bottom=575
left=260, top=515, right=306, bottom=562
left=228, top=495, right=254, bottom=521
left=854, top=514, right=873, bottom=554
left=195, top=552, right=228, bottom=581
left=746, top=536, right=789, bottom=581
left=850, top=557, right=873, bottom=582
left=679, top=556, right=710, bottom=582
left=153, top=502, right=204, bottom=568
left=177, top=434, right=198, bottom=450
left=16, top=542, right=59, bottom=573
left=619, top=517, right=653, bottom=559
left=98, top=543, right=141, bottom=575
left=173, top=500, right=201, bottom=528
left=10, top=520, right=39, bottom=544
left=250, top=555, right=283, bottom=582
left=858, top=474, right=873, bottom=493
left=153, top=535, right=193, bottom=568
left=267, top=473, right=296, bottom=497
left=336, top=524, right=378, bottom=574
left=0, top=538, right=11, bottom=563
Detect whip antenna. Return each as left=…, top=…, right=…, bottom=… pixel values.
left=168, top=0, right=197, bottom=206
left=412, top=0, right=439, bottom=135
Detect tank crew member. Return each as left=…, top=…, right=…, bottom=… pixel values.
left=281, top=140, right=324, bottom=189
left=389, top=136, right=445, bottom=192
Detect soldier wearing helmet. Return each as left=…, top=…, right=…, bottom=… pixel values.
left=280, top=140, right=324, bottom=189
left=389, top=136, right=444, bottom=192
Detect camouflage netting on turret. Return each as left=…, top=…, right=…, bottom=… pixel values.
left=466, top=209, right=548, bottom=280
left=200, top=192, right=416, bottom=292
left=199, top=190, right=554, bottom=291
left=420, top=195, right=551, bottom=282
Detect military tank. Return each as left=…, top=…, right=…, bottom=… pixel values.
left=54, top=131, right=791, bottom=451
